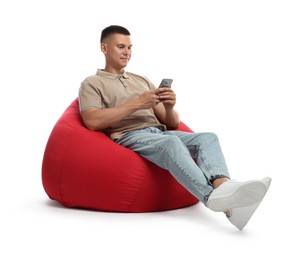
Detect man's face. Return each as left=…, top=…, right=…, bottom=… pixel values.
left=101, top=33, right=132, bottom=71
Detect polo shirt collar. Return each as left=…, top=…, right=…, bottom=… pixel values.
left=96, top=69, right=129, bottom=79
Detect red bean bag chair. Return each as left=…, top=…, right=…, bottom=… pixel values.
left=42, top=98, right=199, bottom=212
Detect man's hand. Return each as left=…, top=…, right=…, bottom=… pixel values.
left=153, top=87, right=180, bottom=129
left=157, top=87, right=176, bottom=110
left=135, top=89, right=161, bottom=109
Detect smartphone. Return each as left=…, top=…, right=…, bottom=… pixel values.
left=159, top=78, right=173, bottom=88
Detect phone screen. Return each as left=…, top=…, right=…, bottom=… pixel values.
left=159, top=78, right=173, bottom=88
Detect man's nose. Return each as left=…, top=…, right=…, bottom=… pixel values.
left=123, top=48, right=130, bottom=55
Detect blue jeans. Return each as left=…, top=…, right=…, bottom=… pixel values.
left=115, top=127, right=230, bottom=204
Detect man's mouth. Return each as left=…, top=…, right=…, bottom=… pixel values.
left=121, top=57, right=129, bottom=61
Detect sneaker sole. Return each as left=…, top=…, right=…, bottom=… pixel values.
left=228, top=177, right=272, bottom=230
left=207, top=180, right=267, bottom=212
left=228, top=199, right=262, bottom=230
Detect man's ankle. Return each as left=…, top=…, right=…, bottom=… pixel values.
left=212, top=178, right=229, bottom=189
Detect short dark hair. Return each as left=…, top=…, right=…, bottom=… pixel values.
left=100, top=25, right=131, bottom=43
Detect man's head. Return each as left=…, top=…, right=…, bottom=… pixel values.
left=100, top=25, right=130, bottom=43
left=100, top=25, right=132, bottom=74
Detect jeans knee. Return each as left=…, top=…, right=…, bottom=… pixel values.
left=163, top=135, right=182, bottom=147
left=200, top=132, right=219, bottom=144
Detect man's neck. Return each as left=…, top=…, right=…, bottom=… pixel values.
left=104, top=66, right=125, bottom=75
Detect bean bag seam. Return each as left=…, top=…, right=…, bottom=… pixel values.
left=58, top=106, right=80, bottom=206
left=128, top=160, right=150, bottom=211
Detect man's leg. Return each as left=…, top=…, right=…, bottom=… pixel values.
left=116, top=128, right=271, bottom=230
left=163, top=131, right=230, bottom=182
left=115, top=127, right=214, bottom=204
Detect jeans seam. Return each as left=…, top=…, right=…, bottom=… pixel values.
left=198, top=146, right=214, bottom=178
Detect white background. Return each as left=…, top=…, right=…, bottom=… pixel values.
left=1, top=0, right=295, bottom=259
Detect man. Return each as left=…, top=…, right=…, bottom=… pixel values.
left=78, top=25, right=271, bottom=230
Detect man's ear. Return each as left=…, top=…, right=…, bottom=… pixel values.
left=101, top=43, right=107, bottom=54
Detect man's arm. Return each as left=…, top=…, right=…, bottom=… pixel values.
left=153, top=87, right=180, bottom=129
left=81, top=89, right=161, bottom=131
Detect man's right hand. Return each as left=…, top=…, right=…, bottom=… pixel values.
left=135, top=89, right=161, bottom=109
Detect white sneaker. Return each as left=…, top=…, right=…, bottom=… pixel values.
left=227, top=177, right=272, bottom=231
left=206, top=178, right=268, bottom=212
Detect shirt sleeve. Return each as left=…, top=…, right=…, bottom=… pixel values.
left=78, top=78, right=105, bottom=113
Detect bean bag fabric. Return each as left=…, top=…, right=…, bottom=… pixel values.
left=42, top=98, right=199, bottom=212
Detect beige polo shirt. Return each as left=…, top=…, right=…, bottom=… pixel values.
left=79, top=69, right=166, bottom=140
